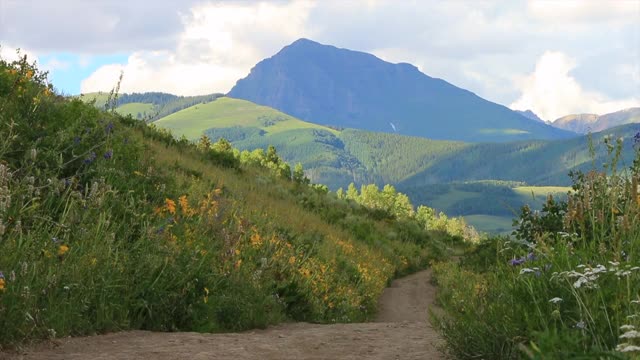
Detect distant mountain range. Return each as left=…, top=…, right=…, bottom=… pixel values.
left=228, top=38, right=574, bottom=143
left=551, top=108, right=640, bottom=134
left=515, top=110, right=546, bottom=123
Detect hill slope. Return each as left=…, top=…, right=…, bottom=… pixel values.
left=0, top=56, right=453, bottom=346
left=228, top=38, right=575, bottom=143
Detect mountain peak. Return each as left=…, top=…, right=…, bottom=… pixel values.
left=229, top=41, right=576, bottom=142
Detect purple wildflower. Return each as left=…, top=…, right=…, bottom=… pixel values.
left=509, top=258, right=526, bottom=266
left=84, top=152, right=97, bottom=165
left=634, top=132, right=640, bottom=144
left=105, top=122, right=114, bottom=134
left=73, top=136, right=81, bottom=145
left=103, top=150, right=113, bottom=160
left=527, top=252, right=536, bottom=261
left=156, top=226, right=165, bottom=235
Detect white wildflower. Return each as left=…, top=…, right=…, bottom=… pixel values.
left=620, top=330, right=640, bottom=339
left=549, top=297, right=563, bottom=304
left=616, top=344, right=640, bottom=353
left=621, top=325, right=636, bottom=331
left=520, top=268, right=535, bottom=275
left=609, top=261, right=620, bottom=267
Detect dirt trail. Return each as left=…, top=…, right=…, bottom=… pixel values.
left=5, top=270, right=445, bottom=360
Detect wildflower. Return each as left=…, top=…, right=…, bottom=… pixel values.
left=526, top=252, right=536, bottom=261
left=634, top=132, right=640, bottom=144
left=549, top=297, right=563, bottom=304
left=179, top=195, right=189, bottom=213
left=58, top=244, right=69, bottom=256
left=575, top=321, right=586, bottom=329
left=289, top=256, right=296, bottom=265
left=133, top=171, right=143, bottom=176
left=620, top=330, right=640, bottom=339
left=103, top=150, right=113, bottom=160
left=105, top=122, right=114, bottom=134
left=509, top=258, right=525, bottom=266
left=84, top=152, right=97, bottom=165
left=621, top=325, right=636, bottom=331
left=250, top=233, right=262, bottom=247
left=616, top=344, right=640, bottom=353
left=0, top=271, right=5, bottom=291
left=520, top=268, right=535, bottom=275
left=73, top=136, right=81, bottom=145
left=165, top=198, right=176, bottom=215
left=51, top=237, right=58, bottom=243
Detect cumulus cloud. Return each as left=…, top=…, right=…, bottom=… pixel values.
left=81, top=1, right=315, bottom=95
left=510, top=51, right=640, bottom=121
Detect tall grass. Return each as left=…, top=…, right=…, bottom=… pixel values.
left=432, top=135, right=640, bottom=358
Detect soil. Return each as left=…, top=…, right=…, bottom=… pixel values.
left=3, top=269, right=446, bottom=360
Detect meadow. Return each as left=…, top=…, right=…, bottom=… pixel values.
left=0, top=53, right=465, bottom=349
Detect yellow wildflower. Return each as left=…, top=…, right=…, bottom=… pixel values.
left=133, top=171, right=143, bottom=176
left=25, top=70, right=34, bottom=79
left=250, top=233, right=262, bottom=247
left=0, top=278, right=5, bottom=292
left=58, top=244, right=70, bottom=256
left=288, top=256, right=296, bottom=265
left=234, top=249, right=240, bottom=256
left=235, top=259, right=242, bottom=268
left=179, top=195, right=190, bottom=214
left=165, top=198, right=176, bottom=215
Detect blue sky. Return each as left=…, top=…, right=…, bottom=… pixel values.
left=1, top=0, right=638, bottom=120
left=36, top=53, right=129, bottom=95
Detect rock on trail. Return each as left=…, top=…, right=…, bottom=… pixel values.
left=4, top=270, right=445, bottom=360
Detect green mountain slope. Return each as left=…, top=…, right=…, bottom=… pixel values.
left=398, top=123, right=640, bottom=189
left=228, top=38, right=576, bottom=143
left=78, top=91, right=222, bottom=120
left=154, top=97, right=466, bottom=188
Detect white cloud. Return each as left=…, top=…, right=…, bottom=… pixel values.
left=510, top=51, right=640, bottom=120
left=527, top=0, right=639, bottom=24
left=81, top=1, right=315, bottom=95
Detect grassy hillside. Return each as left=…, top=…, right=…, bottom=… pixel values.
left=0, top=54, right=455, bottom=346
left=78, top=91, right=222, bottom=120
left=155, top=96, right=337, bottom=138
